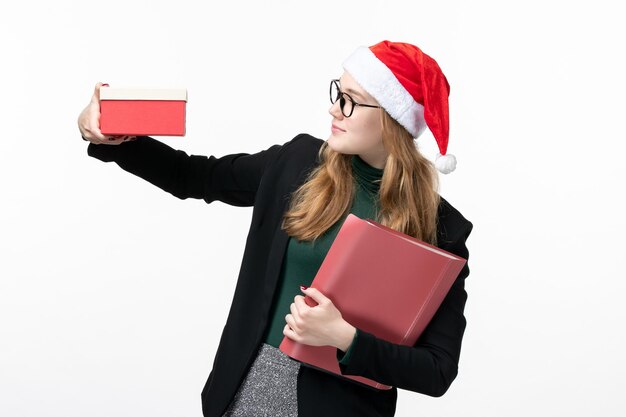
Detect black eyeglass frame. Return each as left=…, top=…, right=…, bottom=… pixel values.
left=330, top=79, right=381, bottom=118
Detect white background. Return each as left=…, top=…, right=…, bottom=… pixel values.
left=1, top=1, right=624, bottom=416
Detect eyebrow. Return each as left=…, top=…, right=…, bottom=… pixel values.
left=343, top=87, right=365, bottom=100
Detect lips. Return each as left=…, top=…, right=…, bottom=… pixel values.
left=331, top=124, right=346, bottom=133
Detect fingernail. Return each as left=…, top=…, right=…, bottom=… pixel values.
left=101, top=83, right=109, bottom=87
left=300, top=285, right=308, bottom=290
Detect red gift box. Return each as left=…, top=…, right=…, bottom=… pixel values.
left=100, top=87, right=187, bottom=136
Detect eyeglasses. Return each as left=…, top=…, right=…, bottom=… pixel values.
left=330, top=79, right=381, bottom=118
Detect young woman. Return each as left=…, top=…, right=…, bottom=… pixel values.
left=78, top=40, right=473, bottom=417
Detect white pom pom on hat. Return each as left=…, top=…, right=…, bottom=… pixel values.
left=343, top=40, right=458, bottom=174
left=435, top=153, right=457, bottom=174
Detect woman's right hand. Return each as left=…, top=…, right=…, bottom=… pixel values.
left=78, top=82, right=136, bottom=145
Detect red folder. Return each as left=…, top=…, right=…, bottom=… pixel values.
left=279, top=214, right=467, bottom=390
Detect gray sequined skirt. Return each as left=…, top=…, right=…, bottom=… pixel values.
left=222, top=343, right=301, bottom=417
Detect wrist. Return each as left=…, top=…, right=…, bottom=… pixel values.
left=335, top=321, right=357, bottom=352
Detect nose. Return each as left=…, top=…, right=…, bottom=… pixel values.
left=329, top=100, right=344, bottom=119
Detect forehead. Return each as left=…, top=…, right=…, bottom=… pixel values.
left=339, top=71, right=372, bottom=100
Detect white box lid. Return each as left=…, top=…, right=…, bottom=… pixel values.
left=100, top=87, right=187, bottom=101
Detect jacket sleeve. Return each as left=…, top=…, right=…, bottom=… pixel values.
left=87, top=136, right=282, bottom=206
left=336, top=218, right=473, bottom=397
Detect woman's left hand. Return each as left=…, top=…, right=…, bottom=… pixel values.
left=283, top=286, right=356, bottom=351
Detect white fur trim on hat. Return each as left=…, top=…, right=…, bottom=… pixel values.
left=343, top=46, right=427, bottom=138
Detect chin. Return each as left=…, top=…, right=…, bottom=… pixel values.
left=326, top=135, right=339, bottom=151
left=327, top=134, right=349, bottom=155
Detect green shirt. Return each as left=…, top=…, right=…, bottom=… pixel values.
left=263, top=155, right=384, bottom=365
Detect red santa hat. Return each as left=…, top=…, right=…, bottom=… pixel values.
left=343, top=40, right=457, bottom=174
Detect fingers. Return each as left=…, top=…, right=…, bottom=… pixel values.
left=285, top=313, right=301, bottom=334
left=92, top=82, right=108, bottom=104
left=300, top=286, right=328, bottom=306
left=293, top=295, right=309, bottom=313
left=283, top=323, right=300, bottom=342
left=290, top=301, right=301, bottom=321
left=93, top=82, right=102, bottom=97
left=79, top=82, right=106, bottom=143
left=103, top=135, right=137, bottom=145
left=86, top=103, right=107, bottom=142
left=285, top=302, right=302, bottom=333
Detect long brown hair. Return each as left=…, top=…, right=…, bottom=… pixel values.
left=282, top=111, right=440, bottom=244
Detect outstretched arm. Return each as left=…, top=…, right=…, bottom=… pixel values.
left=86, top=137, right=281, bottom=206
left=79, top=83, right=282, bottom=206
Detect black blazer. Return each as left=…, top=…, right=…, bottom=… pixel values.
left=87, top=133, right=473, bottom=417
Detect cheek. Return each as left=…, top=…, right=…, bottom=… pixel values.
left=363, top=119, right=383, bottom=145
left=348, top=118, right=376, bottom=137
